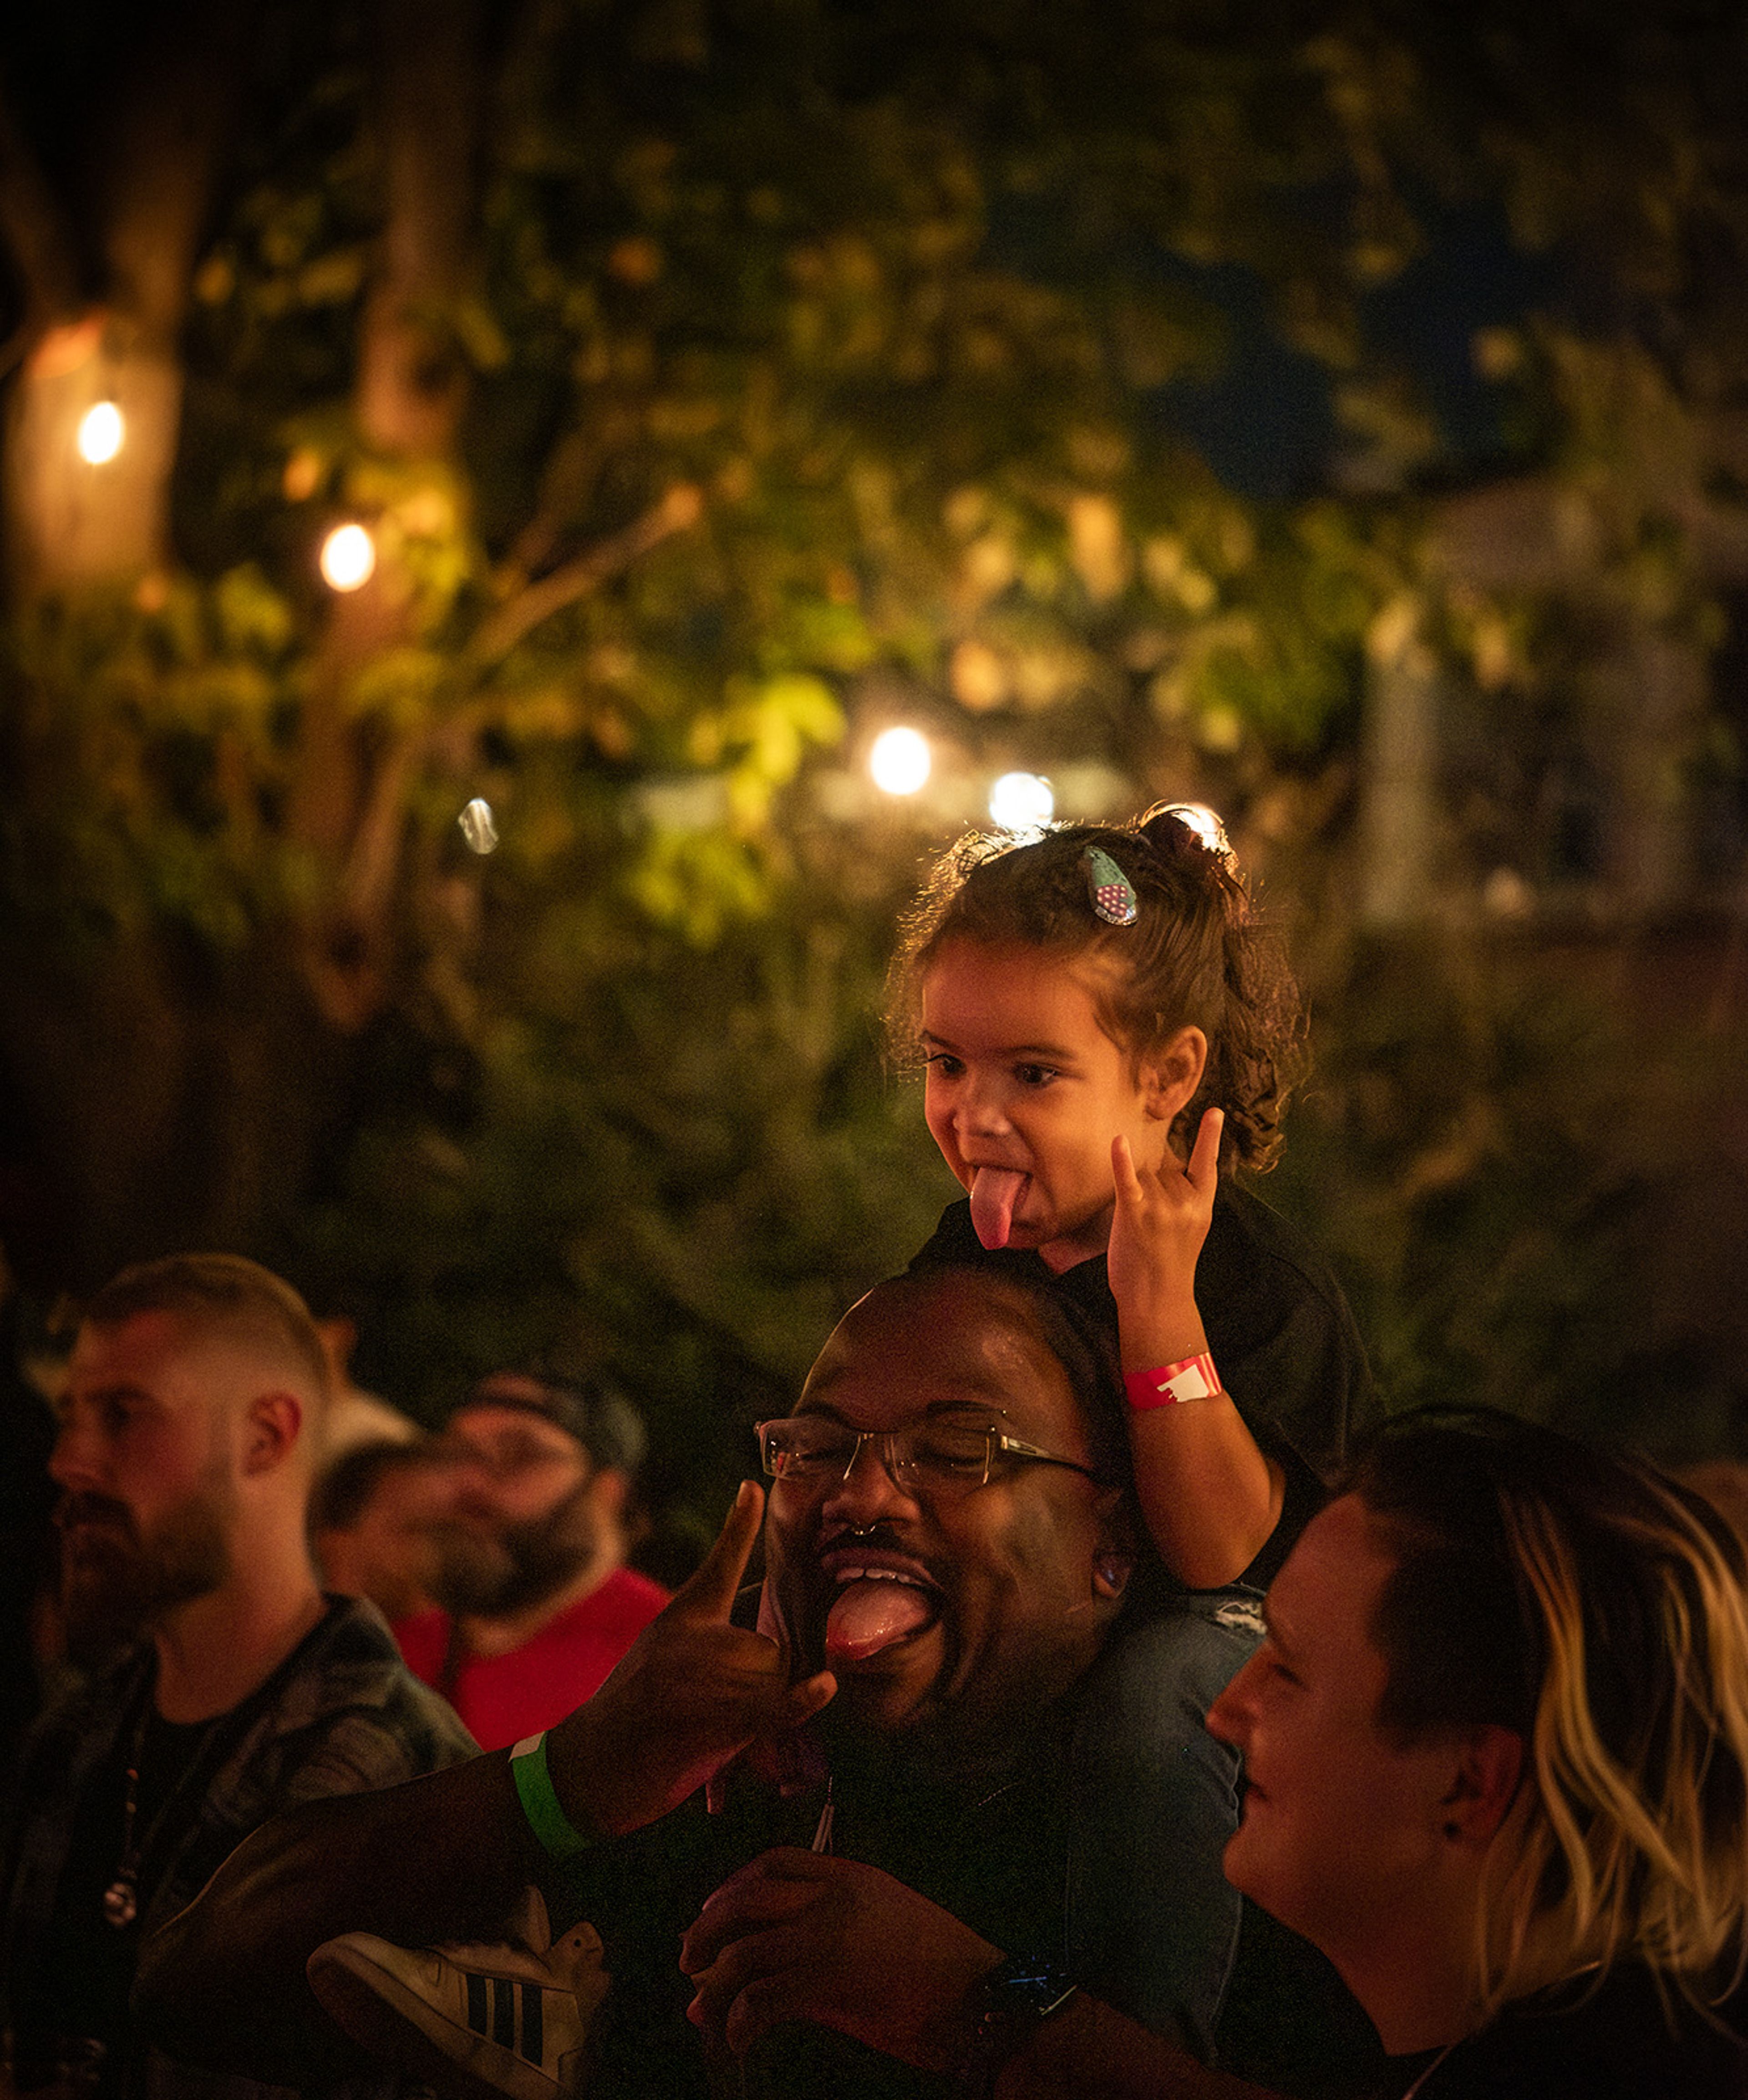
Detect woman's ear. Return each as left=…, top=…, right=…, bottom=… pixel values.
left=1139, top=1026, right=1207, bottom=1125
left=1439, top=1726, right=1524, bottom=1849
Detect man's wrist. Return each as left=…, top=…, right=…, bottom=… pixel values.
left=508, top=1731, right=599, bottom=1859
left=954, top=1954, right=1081, bottom=2097
left=538, top=1705, right=619, bottom=1841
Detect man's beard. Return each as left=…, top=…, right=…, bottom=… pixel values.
left=427, top=1482, right=599, bottom=1619
left=56, top=1481, right=234, bottom=1662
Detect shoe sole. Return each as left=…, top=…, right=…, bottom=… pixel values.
left=308, top=1941, right=563, bottom=2100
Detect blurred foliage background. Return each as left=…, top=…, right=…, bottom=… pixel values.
left=2, top=0, right=1746, bottom=1529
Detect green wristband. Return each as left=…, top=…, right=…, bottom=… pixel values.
left=509, top=1731, right=597, bottom=1860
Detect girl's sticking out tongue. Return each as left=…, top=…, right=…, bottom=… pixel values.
left=969, top=1167, right=1028, bottom=1250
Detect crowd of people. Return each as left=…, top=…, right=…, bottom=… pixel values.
left=5, top=810, right=1747, bottom=2100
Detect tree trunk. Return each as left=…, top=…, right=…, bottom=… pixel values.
left=291, top=0, right=481, bottom=1032
left=0, top=0, right=250, bottom=596
left=355, top=0, right=480, bottom=455
left=5, top=319, right=184, bottom=591
left=0, top=930, right=345, bottom=1291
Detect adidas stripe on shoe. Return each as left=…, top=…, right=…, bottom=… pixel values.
left=308, top=1891, right=607, bottom=2100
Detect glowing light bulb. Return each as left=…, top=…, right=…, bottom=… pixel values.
left=320, top=522, right=376, bottom=592
left=988, top=772, right=1054, bottom=831
left=76, top=402, right=124, bottom=465
left=459, top=798, right=498, bottom=854
left=869, top=726, right=932, bottom=796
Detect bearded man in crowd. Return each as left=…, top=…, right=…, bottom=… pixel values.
left=392, top=1372, right=668, bottom=1749
left=0, top=1254, right=476, bottom=2100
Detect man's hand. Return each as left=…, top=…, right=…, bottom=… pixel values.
left=679, top=1849, right=1001, bottom=2069
left=1106, top=1106, right=1222, bottom=1369
left=547, top=1483, right=835, bottom=1837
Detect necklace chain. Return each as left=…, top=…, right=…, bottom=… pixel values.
left=102, top=1685, right=223, bottom=1931
left=101, top=1696, right=154, bottom=1929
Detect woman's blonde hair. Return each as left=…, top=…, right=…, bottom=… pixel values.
left=1352, top=1414, right=1748, bottom=2019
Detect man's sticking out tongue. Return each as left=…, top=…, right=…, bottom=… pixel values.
left=969, top=1167, right=1028, bottom=1251
left=826, top=1580, right=934, bottom=1662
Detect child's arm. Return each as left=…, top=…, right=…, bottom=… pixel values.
left=1108, top=1110, right=1284, bottom=1589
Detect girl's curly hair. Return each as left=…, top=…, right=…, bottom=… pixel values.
left=886, top=805, right=1306, bottom=1172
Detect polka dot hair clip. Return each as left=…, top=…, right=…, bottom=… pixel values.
left=1083, top=846, right=1138, bottom=926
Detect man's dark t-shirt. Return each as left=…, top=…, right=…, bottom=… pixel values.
left=23, top=1706, right=218, bottom=2089
left=1, top=1597, right=476, bottom=2100
left=547, top=1671, right=1385, bottom=2100
left=558, top=1710, right=1078, bottom=2100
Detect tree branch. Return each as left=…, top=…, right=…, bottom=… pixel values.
left=468, top=482, right=704, bottom=666
left=298, top=724, right=422, bottom=1037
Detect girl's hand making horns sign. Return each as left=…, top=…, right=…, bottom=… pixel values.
left=1105, top=1107, right=1285, bottom=1590
left=1106, top=1106, right=1223, bottom=1371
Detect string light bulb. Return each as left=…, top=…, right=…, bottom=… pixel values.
left=869, top=726, right=932, bottom=796
left=76, top=402, right=124, bottom=465
left=988, top=772, right=1054, bottom=831
left=319, top=522, right=377, bottom=592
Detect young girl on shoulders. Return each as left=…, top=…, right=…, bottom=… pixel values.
left=888, top=805, right=1372, bottom=1590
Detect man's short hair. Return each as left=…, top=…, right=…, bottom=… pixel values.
left=309, top=1438, right=432, bottom=1536
left=84, top=1254, right=333, bottom=1420
left=452, top=1371, right=646, bottom=1478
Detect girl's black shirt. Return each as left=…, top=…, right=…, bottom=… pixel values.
left=912, top=1181, right=1377, bottom=1585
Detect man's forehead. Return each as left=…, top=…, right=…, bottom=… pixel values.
left=799, top=1353, right=1020, bottom=1417
left=71, top=1309, right=209, bottom=1391
left=69, top=1309, right=309, bottom=1415
left=799, top=1278, right=1087, bottom=1435
left=445, top=1403, right=584, bottom=1459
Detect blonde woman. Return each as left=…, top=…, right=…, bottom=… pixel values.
left=1200, top=1413, right=1748, bottom=2096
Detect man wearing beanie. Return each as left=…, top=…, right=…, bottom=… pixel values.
left=394, top=1371, right=667, bottom=1749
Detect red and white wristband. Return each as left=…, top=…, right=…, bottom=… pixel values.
left=1123, top=1352, right=1223, bottom=1411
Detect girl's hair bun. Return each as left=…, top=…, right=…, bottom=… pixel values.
left=1138, top=802, right=1235, bottom=867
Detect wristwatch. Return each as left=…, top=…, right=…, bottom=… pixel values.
left=958, top=1952, right=1080, bottom=2096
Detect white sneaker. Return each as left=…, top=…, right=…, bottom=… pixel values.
left=307, top=1887, right=609, bottom=2100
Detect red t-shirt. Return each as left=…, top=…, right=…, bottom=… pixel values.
left=394, top=1565, right=669, bottom=1751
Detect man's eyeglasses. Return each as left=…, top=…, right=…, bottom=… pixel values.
left=755, top=1413, right=1105, bottom=1499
